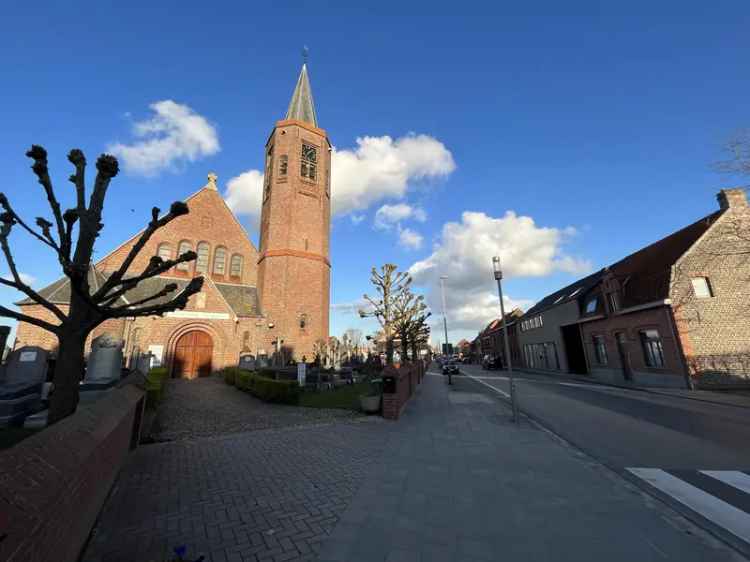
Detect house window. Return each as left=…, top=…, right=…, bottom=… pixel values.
left=608, top=292, right=620, bottom=313
left=230, top=254, right=243, bottom=277
left=279, top=155, right=288, bottom=176
left=301, top=143, right=317, bottom=181
left=213, top=247, right=227, bottom=274
left=176, top=241, right=192, bottom=271
left=585, top=297, right=598, bottom=314
left=195, top=242, right=210, bottom=273
left=593, top=335, right=608, bottom=365
left=640, top=329, right=665, bottom=368
left=157, top=242, right=171, bottom=261
left=691, top=277, right=713, bottom=298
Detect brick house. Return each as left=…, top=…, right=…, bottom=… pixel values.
left=14, top=63, right=331, bottom=377
left=476, top=309, right=523, bottom=367
left=519, top=188, right=750, bottom=388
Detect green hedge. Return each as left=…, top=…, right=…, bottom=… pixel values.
left=220, top=367, right=240, bottom=386
left=244, top=372, right=300, bottom=404
left=145, top=367, right=168, bottom=408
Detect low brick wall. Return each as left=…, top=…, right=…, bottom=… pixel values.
left=382, top=361, right=426, bottom=420
left=0, top=382, right=145, bottom=562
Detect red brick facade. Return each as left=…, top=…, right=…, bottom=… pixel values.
left=14, top=69, right=332, bottom=375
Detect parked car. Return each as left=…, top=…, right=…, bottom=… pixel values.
left=442, top=362, right=459, bottom=375
left=482, top=355, right=503, bottom=370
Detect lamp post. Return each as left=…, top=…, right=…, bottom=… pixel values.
left=493, top=256, right=518, bottom=425
left=439, top=276, right=450, bottom=355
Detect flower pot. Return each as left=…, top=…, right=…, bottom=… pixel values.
left=359, top=394, right=382, bottom=414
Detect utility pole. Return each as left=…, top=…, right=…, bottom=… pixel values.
left=439, top=276, right=450, bottom=355
left=493, top=256, right=518, bottom=425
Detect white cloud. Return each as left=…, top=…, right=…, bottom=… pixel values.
left=1, top=272, right=36, bottom=287
left=330, top=298, right=371, bottom=315
left=109, top=100, right=220, bottom=176
left=224, top=133, right=454, bottom=223
left=398, top=227, right=424, bottom=250
left=374, top=203, right=427, bottom=230
left=223, top=170, right=264, bottom=229
left=350, top=214, right=366, bottom=225
left=409, top=210, right=592, bottom=333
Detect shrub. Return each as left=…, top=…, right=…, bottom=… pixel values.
left=236, top=370, right=251, bottom=391
left=145, top=367, right=168, bottom=408
left=220, top=367, right=240, bottom=386
left=243, top=372, right=300, bottom=405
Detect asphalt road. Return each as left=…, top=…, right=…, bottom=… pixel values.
left=455, top=363, right=750, bottom=470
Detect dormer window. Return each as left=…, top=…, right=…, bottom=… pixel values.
left=608, top=292, right=620, bottom=312
left=585, top=297, right=598, bottom=314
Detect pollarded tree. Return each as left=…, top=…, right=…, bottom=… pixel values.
left=392, top=286, right=430, bottom=362
left=359, top=264, right=412, bottom=364
left=1, top=146, right=204, bottom=423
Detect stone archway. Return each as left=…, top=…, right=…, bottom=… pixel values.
left=172, top=330, right=213, bottom=379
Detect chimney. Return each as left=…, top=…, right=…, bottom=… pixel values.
left=717, top=188, right=748, bottom=211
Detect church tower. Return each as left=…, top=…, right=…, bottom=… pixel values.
left=257, top=62, right=331, bottom=361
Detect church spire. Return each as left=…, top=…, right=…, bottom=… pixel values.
left=285, top=60, right=318, bottom=127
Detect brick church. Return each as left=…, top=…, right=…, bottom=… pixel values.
left=14, top=63, right=331, bottom=378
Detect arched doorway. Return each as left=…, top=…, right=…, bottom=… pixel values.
left=173, top=330, right=213, bottom=378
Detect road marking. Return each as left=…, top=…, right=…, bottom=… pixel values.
left=465, top=373, right=511, bottom=398
left=627, top=468, right=750, bottom=544
left=702, top=470, right=750, bottom=495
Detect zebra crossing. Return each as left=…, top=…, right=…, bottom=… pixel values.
left=627, top=468, right=750, bottom=548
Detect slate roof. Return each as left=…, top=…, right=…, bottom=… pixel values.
left=18, top=270, right=261, bottom=317
left=609, top=211, right=722, bottom=308
left=215, top=283, right=260, bottom=317
left=522, top=209, right=723, bottom=317
left=285, top=63, right=318, bottom=126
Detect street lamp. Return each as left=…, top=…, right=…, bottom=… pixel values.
left=439, top=276, right=450, bottom=356
left=493, top=256, right=519, bottom=425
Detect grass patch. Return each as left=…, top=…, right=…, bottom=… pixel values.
left=299, top=382, right=370, bottom=410
left=0, top=427, right=40, bottom=450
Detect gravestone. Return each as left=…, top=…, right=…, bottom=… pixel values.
left=135, top=352, right=153, bottom=376
left=80, top=334, right=123, bottom=399
left=0, top=346, right=49, bottom=425
left=239, top=354, right=256, bottom=371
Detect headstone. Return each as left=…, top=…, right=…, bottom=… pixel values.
left=0, top=326, right=10, bottom=360
left=297, top=362, right=306, bottom=387
left=84, top=334, right=123, bottom=384
left=135, top=352, right=154, bottom=376
left=80, top=334, right=123, bottom=398
left=0, top=346, right=49, bottom=426
left=239, top=354, right=256, bottom=371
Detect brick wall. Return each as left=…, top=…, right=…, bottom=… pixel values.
left=0, top=382, right=145, bottom=562
left=382, top=362, right=425, bottom=420
left=671, top=189, right=750, bottom=386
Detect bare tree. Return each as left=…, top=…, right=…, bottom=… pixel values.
left=715, top=128, right=750, bottom=180
left=392, top=287, right=430, bottom=361
left=359, top=264, right=411, bottom=364
left=1, top=146, right=204, bottom=423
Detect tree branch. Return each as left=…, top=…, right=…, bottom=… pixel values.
left=0, top=194, right=61, bottom=253
left=26, top=146, right=66, bottom=249
left=0, top=304, right=59, bottom=334
left=93, top=201, right=190, bottom=300
left=106, top=282, right=179, bottom=311
left=106, top=277, right=204, bottom=319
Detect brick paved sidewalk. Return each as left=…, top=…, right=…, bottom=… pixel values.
left=81, top=417, right=393, bottom=562
left=151, top=375, right=363, bottom=442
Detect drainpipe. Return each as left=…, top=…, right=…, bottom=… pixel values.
left=666, top=306, right=693, bottom=390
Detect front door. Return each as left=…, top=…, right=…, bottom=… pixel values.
left=615, top=332, right=632, bottom=381
left=173, top=331, right=213, bottom=378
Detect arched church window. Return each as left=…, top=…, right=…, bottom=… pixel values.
left=157, top=242, right=171, bottom=261
left=176, top=240, right=192, bottom=271
left=213, top=246, right=227, bottom=275
left=264, top=146, right=273, bottom=200
left=230, top=254, right=243, bottom=278
left=301, top=143, right=317, bottom=181
left=196, top=242, right=210, bottom=273
left=242, top=331, right=250, bottom=352
left=279, top=155, right=288, bottom=176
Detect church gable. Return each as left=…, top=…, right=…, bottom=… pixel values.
left=97, top=175, right=259, bottom=287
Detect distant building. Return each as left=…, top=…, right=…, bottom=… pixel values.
left=518, top=188, right=750, bottom=388
left=475, top=309, right=524, bottom=367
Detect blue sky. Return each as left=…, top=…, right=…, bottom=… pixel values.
left=1, top=1, right=748, bottom=345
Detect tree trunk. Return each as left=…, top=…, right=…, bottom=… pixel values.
left=400, top=334, right=409, bottom=364
left=411, top=342, right=418, bottom=363
left=48, top=329, right=88, bottom=424
left=385, top=339, right=394, bottom=365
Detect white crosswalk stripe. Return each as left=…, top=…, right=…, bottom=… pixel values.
left=628, top=468, right=750, bottom=546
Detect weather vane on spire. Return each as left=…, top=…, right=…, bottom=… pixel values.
left=302, top=45, right=309, bottom=65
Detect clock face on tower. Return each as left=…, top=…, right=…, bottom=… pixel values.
left=302, top=144, right=317, bottom=163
